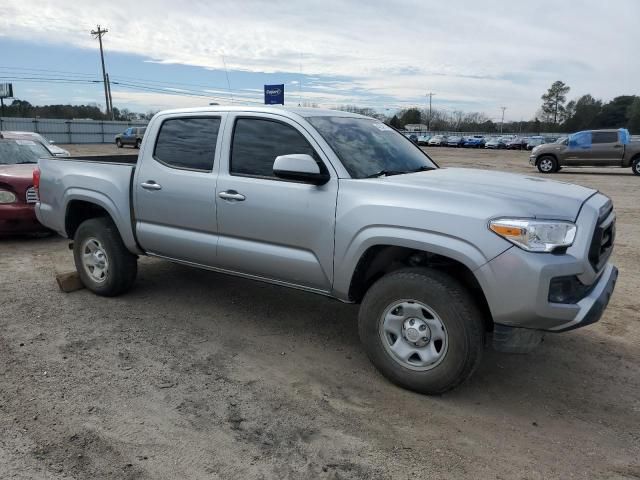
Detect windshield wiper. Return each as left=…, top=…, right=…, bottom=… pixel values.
left=365, top=166, right=435, bottom=178
left=405, top=166, right=436, bottom=173
left=14, top=161, right=38, bottom=164
left=364, top=170, right=407, bottom=178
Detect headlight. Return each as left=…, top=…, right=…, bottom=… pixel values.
left=0, top=190, right=17, bottom=204
left=489, top=218, right=577, bottom=252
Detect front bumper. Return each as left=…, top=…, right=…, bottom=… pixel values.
left=529, top=155, right=536, bottom=165
left=0, top=203, right=47, bottom=234
left=476, top=193, right=617, bottom=332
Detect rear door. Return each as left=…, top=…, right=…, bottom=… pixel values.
left=214, top=113, right=338, bottom=292
left=590, top=131, right=624, bottom=165
left=134, top=114, right=226, bottom=265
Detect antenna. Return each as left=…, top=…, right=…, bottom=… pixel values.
left=298, top=52, right=303, bottom=107
left=221, top=55, right=234, bottom=104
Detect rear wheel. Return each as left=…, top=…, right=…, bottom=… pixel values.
left=537, top=155, right=557, bottom=173
left=73, top=217, right=137, bottom=296
left=358, top=268, right=484, bottom=394
left=632, top=157, right=640, bottom=176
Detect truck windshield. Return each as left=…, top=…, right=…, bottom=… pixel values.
left=306, top=116, right=437, bottom=178
left=0, top=140, right=50, bottom=164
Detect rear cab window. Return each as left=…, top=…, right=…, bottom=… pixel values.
left=591, top=132, right=619, bottom=144
left=153, top=117, right=221, bottom=171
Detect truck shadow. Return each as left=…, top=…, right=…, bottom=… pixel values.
left=127, top=259, right=637, bottom=428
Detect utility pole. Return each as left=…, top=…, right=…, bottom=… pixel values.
left=91, top=25, right=111, bottom=118
left=106, top=73, right=114, bottom=120
left=500, top=106, right=507, bottom=134
left=426, top=92, right=435, bottom=131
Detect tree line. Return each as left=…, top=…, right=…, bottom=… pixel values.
left=0, top=99, right=157, bottom=121
left=346, top=81, right=640, bottom=135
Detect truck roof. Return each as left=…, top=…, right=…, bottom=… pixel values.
left=155, top=105, right=370, bottom=120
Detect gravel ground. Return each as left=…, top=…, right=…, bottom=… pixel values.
left=1, top=144, right=639, bottom=479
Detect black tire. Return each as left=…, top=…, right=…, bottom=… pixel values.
left=358, top=268, right=484, bottom=394
left=73, top=217, right=137, bottom=296
left=632, top=157, right=640, bottom=176
left=116, top=139, right=122, bottom=148
left=135, top=139, right=142, bottom=149
left=536, top=155, right=558, bottom=173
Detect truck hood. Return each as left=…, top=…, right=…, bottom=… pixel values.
left=377, top=167, right=596, bottom=220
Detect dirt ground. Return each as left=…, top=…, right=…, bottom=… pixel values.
left=1, top=144, right=638, bottom=480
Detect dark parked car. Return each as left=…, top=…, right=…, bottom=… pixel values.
left=506, top=137, right=528, bottom=150
left=115, top=127, right=147, bottom=149
left=0, top=137, right=51, bottom=235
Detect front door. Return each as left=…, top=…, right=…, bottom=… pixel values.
left=214, top=113, right=338, bottom=292
left=134, top=114, right=225, bottom=265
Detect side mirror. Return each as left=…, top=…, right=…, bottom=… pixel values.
left=273, top=154, right=330, bottom=185
left=49, top=140, right=56, bottom=145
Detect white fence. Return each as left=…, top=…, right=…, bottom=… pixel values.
left=0, top=117, right=148, bottom=144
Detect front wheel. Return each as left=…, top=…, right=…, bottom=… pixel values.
left=537, top=155, right=558, bottom=173
left=73, top=217, right=137, bottom=296
left=632, top=157, right=640, bottom=176
left=116, top=139, right=122, bottom=148
left=358, top=268, right=484, bottom=394
left=135, top=139, right=142, bottom=149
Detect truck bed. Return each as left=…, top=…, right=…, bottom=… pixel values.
left=36, top=155, right=140, bottom=252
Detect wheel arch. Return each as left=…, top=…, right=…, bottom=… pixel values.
left=64, top=191, right=140, bottom=254
left=346, top=244, right=494, bottom=332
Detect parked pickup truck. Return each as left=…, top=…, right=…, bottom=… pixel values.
left=530, top=128, right=640, bottom=175
left=35, top=107, right=618, bottom=394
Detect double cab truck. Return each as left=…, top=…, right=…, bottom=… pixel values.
left=530, top=128, right=640, bottom=174
left=35, top=107, right=618, bottom=394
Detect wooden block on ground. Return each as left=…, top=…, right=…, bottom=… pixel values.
left=56, top=271, right=85, bottom=293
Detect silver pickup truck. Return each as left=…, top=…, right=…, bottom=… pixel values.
left=35, top=106, right=618, bottom=394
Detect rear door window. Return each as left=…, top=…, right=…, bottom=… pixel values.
left=591, top=132, right=618, bottom=144
left=154, top=117, right=221, bottom=171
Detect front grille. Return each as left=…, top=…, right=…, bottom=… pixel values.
left=588, top=202, right=615, bottom=272
left=25, top=186, right=38, bottom=204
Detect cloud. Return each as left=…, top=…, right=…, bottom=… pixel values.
left=1, top=0, right=639, bottom=118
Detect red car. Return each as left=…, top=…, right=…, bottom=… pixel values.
left=0, top=137, right=51, bottom=235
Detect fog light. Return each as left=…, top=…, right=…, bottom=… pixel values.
left=549, top=276, right=592, bottom=304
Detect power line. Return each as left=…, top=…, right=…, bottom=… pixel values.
left=90, top=25, right=112, bottom=119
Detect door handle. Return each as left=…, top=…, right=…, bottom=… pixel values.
left=141, top=181, right=162, bottom=190
left=613, top=144, right=622, bottom=148
left=218, top=190, right=246, bottom=201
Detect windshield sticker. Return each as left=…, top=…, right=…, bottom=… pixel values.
left=372, top=123, right=393, bottom=132
left=15, top=140, right=37, bottom=146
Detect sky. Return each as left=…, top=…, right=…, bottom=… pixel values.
left=0, top=0, right=638, bottom=121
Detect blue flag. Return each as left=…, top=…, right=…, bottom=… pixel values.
left=264, top=84, right=284, bottom=105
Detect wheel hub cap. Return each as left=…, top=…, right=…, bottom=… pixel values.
left=403, top=317, right=431, bottom=346
left=81, top=238, right=109, bottom=283
left=379, top=300, right=448, bottom=371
